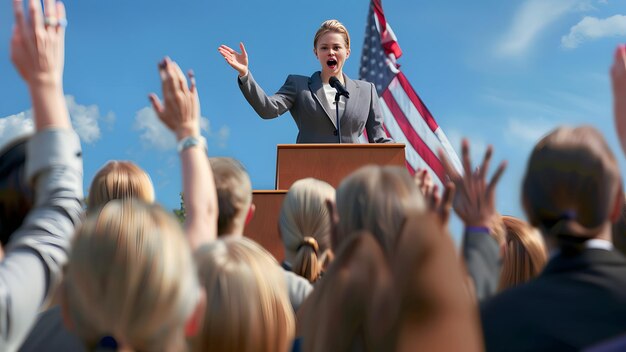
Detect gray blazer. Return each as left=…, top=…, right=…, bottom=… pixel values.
left=238, top=71, right=392, bottom=143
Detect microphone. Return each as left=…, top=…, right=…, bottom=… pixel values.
left=329, top=76, right=350, bottom=98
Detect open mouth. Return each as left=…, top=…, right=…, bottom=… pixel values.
left=327, top=59, right=338, bottom=69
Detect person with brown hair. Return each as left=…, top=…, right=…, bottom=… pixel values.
left=390, top=212, right=483, bottom=352
left=209, top=157, right=254, bottom=236
left=481, top=126, right=626, bottom=351
left=279, top=178, right=335, bottom=283
left=497, top=216, right=547, bottom=292
left=87, top=160, right=154, bottom=209
left=334, top=165, right=425, bottom=255
left=296, top=233, right=393, bottom=352
left=191, top=237, right=295, bottom=352
left=208, top=157, right=313, bottom=311
left=218, top=20, right=391, bottom=143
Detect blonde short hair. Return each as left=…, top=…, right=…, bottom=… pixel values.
left=313, top=19, right=350, bottom=49
left=192, top=237, right=295, bottom=352
left=87, top=160, right=154, bottom=209
left=210, top=157, right=252, bottom=235
left=279, top=178, right=335, bottom=283
left=336, top=165, right=425, bottom=255
left=63, top=199, right=200, bottom=351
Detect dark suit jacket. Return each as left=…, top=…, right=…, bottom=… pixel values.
left=481, top=249, right=626, bottom=352
left=238, top=71, right=392, bottom=144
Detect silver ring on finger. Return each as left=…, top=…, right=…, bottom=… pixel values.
left=44, top=16, right=58, bottom=27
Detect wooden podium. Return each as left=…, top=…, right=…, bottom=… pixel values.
left=245, top=143, right=406, bottom=261
left=275, top=143, right=406, bottom=189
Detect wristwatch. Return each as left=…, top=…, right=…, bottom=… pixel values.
left=177, top=135, right=207, bottom=154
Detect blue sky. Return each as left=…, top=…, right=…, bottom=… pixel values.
left=0, top=0, right=625, bottom=238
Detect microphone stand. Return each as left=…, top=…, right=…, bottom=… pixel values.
left=334, top=92, right=348, bottom=144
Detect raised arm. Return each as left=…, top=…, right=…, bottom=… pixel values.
left=219, top=43, right=295, bottom=119
left=612, top=44, right=626, bottom=156
left=149, top=57, right=218, bottom=250
left=1, top=0, right=83, bottom=349
left=439, top=140, right=506, bottom=301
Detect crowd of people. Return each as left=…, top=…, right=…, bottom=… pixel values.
left=3, top=0, right=626, bottom=351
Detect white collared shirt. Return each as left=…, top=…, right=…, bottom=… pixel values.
left=322, top=83, right=345, bottom=128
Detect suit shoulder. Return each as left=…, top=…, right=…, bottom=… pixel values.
left=352, top=78, right=376, bottom=89
left=285, top=74, right=310, bottom=82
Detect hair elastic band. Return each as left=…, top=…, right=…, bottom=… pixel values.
left=298, top=236, right=319, bottom=254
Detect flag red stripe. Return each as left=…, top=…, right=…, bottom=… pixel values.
left=405, top=160, right=416, bottom=176
left=396, top=72, right=439, bottom=132
left=381, top=89, right=445, bottom=181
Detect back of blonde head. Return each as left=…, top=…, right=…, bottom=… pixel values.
left=87, top=160, right=154, bottom=210
left=498, top=216, right=547, bottom=291
left=336, top=165, right=425, bottom=254
left=210, top=157, right=253, bottom=235
left=279, top=178, right=335, bottom=283
left=63, top=199, right=200, bottom=351
left=192, top=237, right=295, bottom=352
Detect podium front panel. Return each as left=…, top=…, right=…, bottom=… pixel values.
left=276, top=143, right=406, bottom=189
left=244, top=190, right=286, bottom=261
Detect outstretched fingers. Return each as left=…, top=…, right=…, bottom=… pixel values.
left=28, top=0, right=43, bottom=32
left=13, top=0, right=26, bottom=33
left=148, top=93, right=164, bottom=116
left=438, top=148, right=461, bottom=181
left=461, top=139, right=473, bottom=177
left=55, top=1, right=66, bottom=35
left=43, top=0, right=57, bottom=25
left=440, top=182, right=456, bottom=225
left=486, top=160, right=507, bottom=198
left=478, top=145, right=493, bottom=182
left=239, top=42, right=247, bottom=58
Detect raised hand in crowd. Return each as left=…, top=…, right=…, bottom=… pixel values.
left=1, top=0, right=83, bottom=350
left=439, top=140, right=506, bottom=229
left=12, top=0, right=69, bottom=129
left=218, top=42, right=249, bottom=77
left=149, top=57, right=218, bottom=249
left=612, top=44, right=626, bottom=155
left=414, top=168, right=455, bottom=227
left=440, top=140, right=506, bottom=302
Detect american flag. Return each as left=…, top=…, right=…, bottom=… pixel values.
left=359, top=0, right=462, bottom=183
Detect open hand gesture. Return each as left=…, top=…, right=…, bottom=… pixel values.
left=11, top=0, right=66, bottom=87
left=149, top=57, right=200, bottom=140
left=218, top=42, right=249, bottom=77
left=439, top=140, right=506, bottom=228
left=414, top=169, right=455, bottom=227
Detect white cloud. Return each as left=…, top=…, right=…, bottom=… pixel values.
left=134, top=107, right=229, bottom=150
left=134, top=107, right=177, bottom=150
left=505, top=118, right=555, bottom=145
left=0, top=96, right=111, bottom=148
left=496, top=0, right=591, bottom=57
left=561, top=15, right=626, bottom=49
left=0, top=111, right=34, bottom=150
left=66, top=95, right=110, bottom=143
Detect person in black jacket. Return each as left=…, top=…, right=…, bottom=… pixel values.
left=481, top=126, right=626, bottom=351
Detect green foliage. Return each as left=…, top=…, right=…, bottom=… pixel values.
left=173, top=192, right=186, bottom=224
